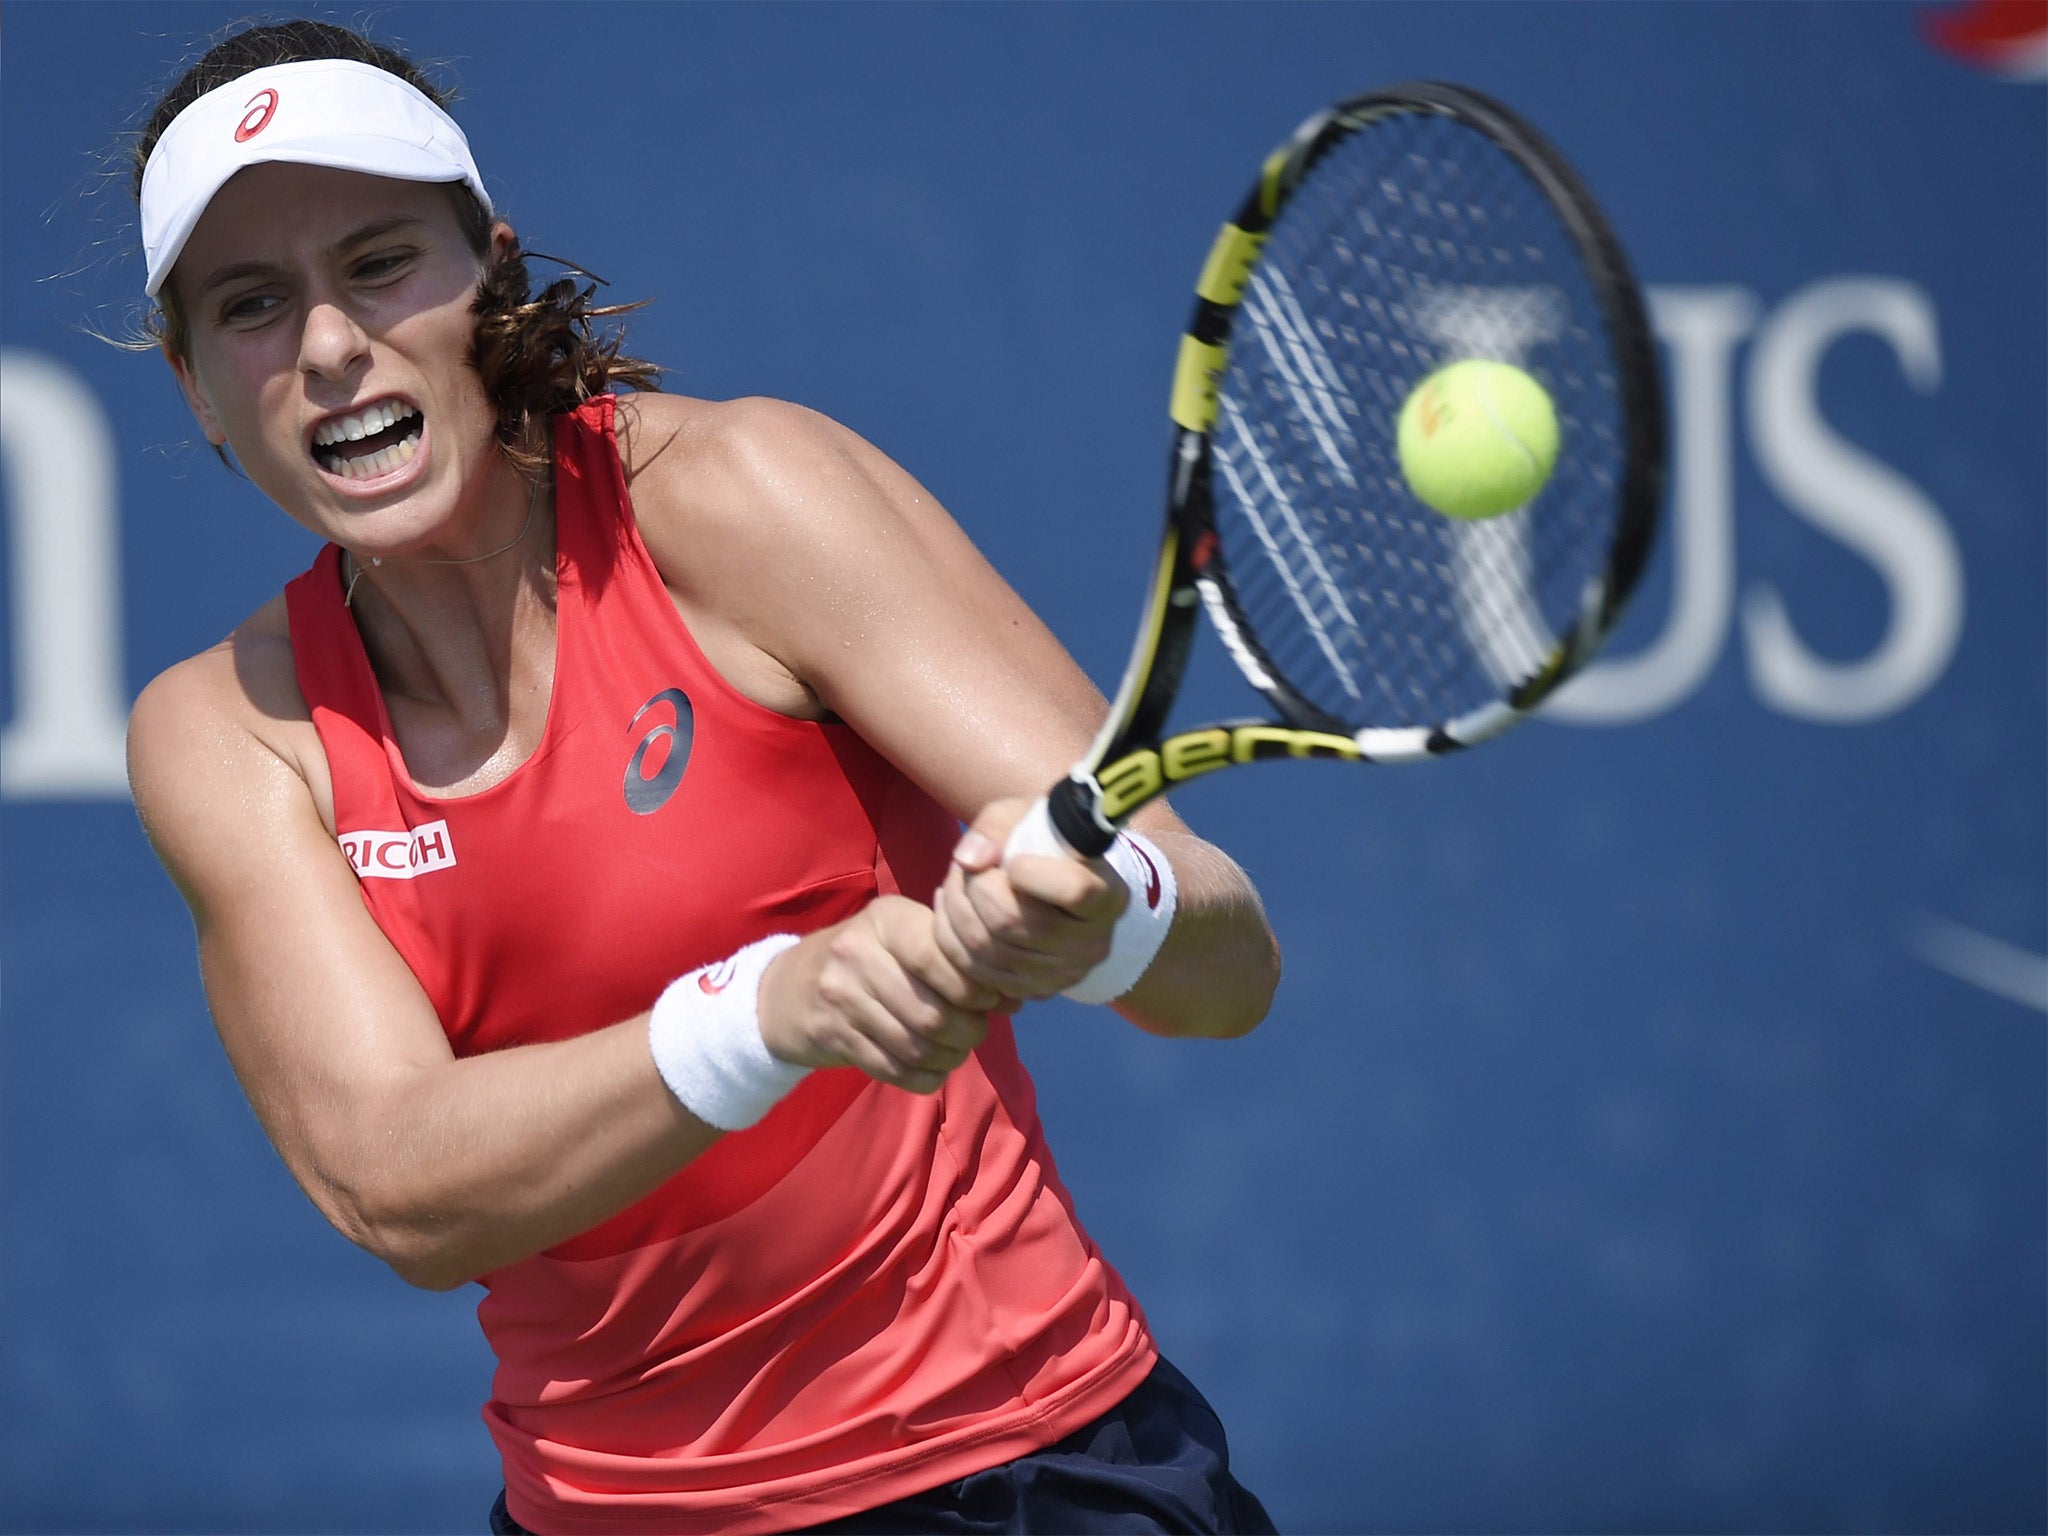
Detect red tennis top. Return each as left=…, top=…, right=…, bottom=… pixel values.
left=282, top=397, right=1156, bottom=1533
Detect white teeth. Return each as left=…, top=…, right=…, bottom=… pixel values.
left=314, top=399, right=417, bottom=447
left=325, top=430, right=421, bottom=480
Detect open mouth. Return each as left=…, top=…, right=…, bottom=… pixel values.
left=312, top=399, right=424, bottom=480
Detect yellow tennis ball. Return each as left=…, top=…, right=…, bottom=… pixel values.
left=1396, top=359, right=1560, bottom=520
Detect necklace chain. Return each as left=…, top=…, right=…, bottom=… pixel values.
left=343, top=474, right=546, bottom=608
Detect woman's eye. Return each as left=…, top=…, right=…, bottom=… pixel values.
left=220, top=293, right=281, bottom=324
left=355, top=252, right=412, bottom=281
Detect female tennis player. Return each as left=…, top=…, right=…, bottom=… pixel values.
left=124, top=21, right=1279, bottom=1535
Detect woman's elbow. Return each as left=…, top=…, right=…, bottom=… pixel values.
left=1127, top=930, right=1282, bottom=1039
left=1204, top=938, right=1283, bottom=1038
left=385, top=1252, right=476, bottom=1292
left=364, top=1219, right=479, bottom=1291
left=312, top=1177, right=476, bottom=1291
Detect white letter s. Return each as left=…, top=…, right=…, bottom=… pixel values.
left=1742, top=279, right=1962, bottom=723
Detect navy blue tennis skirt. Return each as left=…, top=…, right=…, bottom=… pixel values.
left=489, top=1355, right=1275, bottom=1534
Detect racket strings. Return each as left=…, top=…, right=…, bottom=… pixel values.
left=1211, top=113, right=1628, bottom=732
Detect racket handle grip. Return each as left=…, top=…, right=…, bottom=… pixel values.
left=1003, top=782, right=1117, bottom=863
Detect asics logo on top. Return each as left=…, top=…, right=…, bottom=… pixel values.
left=624, top=688, right=693, bottom=815
left=340, top=819, right=456, bottom=880
left=235, top=89, right=279, bottom=142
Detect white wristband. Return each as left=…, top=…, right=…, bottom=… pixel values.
left=648, top=934, right=807, bottom=1131
left=1064, top=830, right=1178, bottom=1004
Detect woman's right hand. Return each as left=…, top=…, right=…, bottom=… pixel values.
left=757, top=896, right=1000, bottom=1094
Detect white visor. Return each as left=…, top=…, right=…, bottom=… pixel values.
left=140, top=57, right=492, bottom=298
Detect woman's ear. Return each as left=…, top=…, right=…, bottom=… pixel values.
left=489, top=220, right=518, bottom=263
left=163, top=343, right=228, bottom=447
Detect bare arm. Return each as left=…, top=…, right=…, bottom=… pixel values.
left=129, top=634, right=989, bottom=1290
left=622, top=395, right=1280, bottom=1038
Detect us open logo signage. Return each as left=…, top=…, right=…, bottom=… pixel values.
left=340, top=820, right=458, bottom=881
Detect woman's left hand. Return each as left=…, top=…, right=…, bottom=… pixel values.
left=931, top=797, right=1130, bottom=1004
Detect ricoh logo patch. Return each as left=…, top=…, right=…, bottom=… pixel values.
left=339, top=819, right=457, bottom=880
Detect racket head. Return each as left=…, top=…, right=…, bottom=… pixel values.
left=1177, top=82, right=1664, bottom=755
left=1051, top=83, right=1665, bottom=854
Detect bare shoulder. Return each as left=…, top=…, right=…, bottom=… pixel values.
left=128, top=596, right=332, bottom=909
left=610, top=392, right=956, bottom=711
left=613, top=391, right=890, bottom=556
left=129, top=596, right=300, bottom=773
left=614, top=389, right=848, bottom=470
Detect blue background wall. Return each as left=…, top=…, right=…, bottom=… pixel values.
left=3, top=3, right=2043, bottom=1531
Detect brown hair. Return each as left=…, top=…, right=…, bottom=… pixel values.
left=133, top=19, right=660, bottom=476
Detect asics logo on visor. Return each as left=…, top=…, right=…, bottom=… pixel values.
left=235, top=89, right=279, bottom=143
left=137, top=59, right=493, bottom=297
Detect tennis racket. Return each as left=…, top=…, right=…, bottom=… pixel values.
left=1012, top=81, right=1665, bottom=861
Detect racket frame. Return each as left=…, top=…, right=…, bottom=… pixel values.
left=1044, top=82, right=1665, bottom=858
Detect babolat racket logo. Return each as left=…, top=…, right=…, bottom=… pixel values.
left=1096, top=726, right=1362, bottom=822
left=339, top=819, right=457, bottom=880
